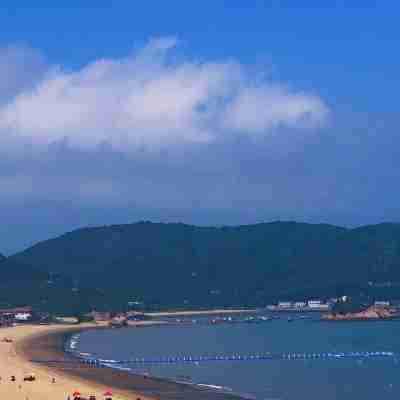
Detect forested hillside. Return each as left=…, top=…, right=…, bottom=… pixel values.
left=11, top=221, right=400, bottom=311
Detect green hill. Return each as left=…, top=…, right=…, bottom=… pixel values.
left=0, top=253, right=51, bottom=309
left=0, top=252, right=48, bottom=283
left=10, top=221, right=400, bottom=310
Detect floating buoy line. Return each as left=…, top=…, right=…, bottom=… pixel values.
left=32, top=350, right=396, bottom=366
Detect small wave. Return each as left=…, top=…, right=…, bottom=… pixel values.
left=102, top=363, right=133, bottom=371
left=79, top=352, right=93, bottom=357
left=197, top=383, right=233, bottom=391
left=67, top=334, right=81, bottom=351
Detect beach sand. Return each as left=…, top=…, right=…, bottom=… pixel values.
left=0, top=323, right=149, bottom=400
left=0, top=323, right=245, bottom=400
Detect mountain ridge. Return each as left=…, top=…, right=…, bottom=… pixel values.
left=9, top=220, right=400, bottom=310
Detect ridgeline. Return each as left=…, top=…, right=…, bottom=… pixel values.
left=3, top=221, right=400, bottom=313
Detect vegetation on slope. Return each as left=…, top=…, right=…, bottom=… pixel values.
left=8, top=221, right=400, bottom=312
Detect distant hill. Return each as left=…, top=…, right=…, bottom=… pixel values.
left=11, top=221, right=400, bottom=310
left=0, top=253, right=52, bottom=309
left=0, top=253, right=47, bottom=282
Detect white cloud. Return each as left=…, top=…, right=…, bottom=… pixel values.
left=0, top=38, right=329, bottom=151
left=221, top=86, right=328, bottom=133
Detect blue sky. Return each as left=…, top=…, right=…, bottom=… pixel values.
left=0, top=2, right=399, bottom=253
left=2, top=2, right=399, bottom=111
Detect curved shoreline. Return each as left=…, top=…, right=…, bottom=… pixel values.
left=12, top=323, right=247, bottom=400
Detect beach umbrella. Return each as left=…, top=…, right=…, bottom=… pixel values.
left=104, top=389, right=113, bottom=396
left=73, top=390, right=81, bottom=396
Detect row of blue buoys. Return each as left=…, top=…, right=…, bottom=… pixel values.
left=74, top=351, right=395, bottom=366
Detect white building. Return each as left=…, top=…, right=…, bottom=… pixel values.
left=307, top=300, right=325, bottom=308
left=278, top=301, right=292, bottom=308
left=374, top=301, right=390, bottom=307
left=295, top=302, right=306, bottom=308
left=14, top=312, right=32, bottom=321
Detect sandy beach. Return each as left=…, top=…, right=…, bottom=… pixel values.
left=0, top=322, right=245, bottom=400
left=0, top=323, right=149, bottom=400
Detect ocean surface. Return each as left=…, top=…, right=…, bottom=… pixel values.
left=72, top=314, right=400, bottom=400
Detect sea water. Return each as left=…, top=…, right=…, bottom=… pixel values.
left=73, top=315, right=400, bottom=400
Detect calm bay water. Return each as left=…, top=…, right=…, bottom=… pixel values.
left=74, top=315, right=400, bottom=400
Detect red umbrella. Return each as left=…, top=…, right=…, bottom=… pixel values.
left=73, top=391, right=81, bottom=396
left=104, top=389, right=113, bottom=396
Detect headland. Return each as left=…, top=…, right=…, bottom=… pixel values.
left=322, top=306, right=398, bottom=321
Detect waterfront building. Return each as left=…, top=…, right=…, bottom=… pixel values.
left=87, top=311, right=111, bottom=321
left=0, top=307, right=33, bottom=325
left=374, top=301, right=390, bottom=307
left=307, top=300, right=322, bottom=308
left=14, top=312, right=32, bottom=321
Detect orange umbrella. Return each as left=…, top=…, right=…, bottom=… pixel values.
left=73, top=391, right=81, bottom=396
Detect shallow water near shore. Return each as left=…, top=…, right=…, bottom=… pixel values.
left=73, top=314, right=400, bottom=400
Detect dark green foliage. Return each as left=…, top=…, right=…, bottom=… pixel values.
left=0, top=256, right=48, bottom=282
left=0, top=253, right=83, bottom=314
left=6, top=221, right=400, bottom=312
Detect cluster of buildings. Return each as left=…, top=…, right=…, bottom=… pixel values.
left=0, top=307, right=34, bottom=326
left=268, top=298, right=395, bottom=312
left=267, top=299, right=334, bottom=311
left=0, top=307, right=51, bottom=327
left=267, top=300, right=331, bottom=311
